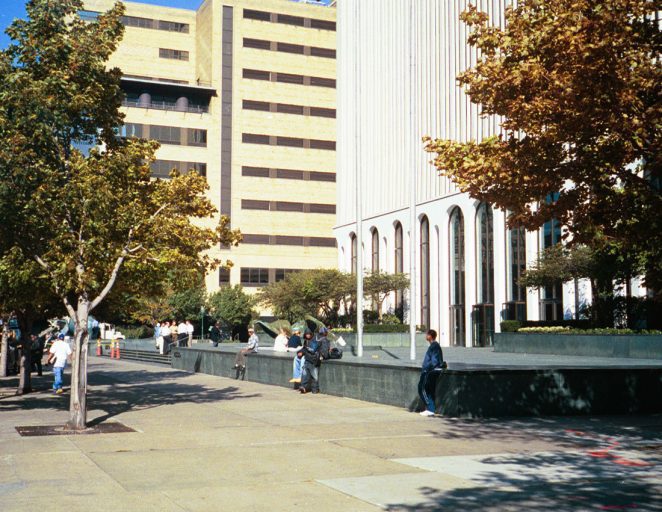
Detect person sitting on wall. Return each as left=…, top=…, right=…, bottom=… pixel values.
left=418, top=329, right=445, bottom=417
left=289, top=329, right=306, bottom=389
left=273, top=327, right=290, bottom=352
left=233, top=327, right=259, bottom=370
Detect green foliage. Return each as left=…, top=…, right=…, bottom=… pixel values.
left=517, top=326, right=662, bottom=335
left=168, top=284, right=207, bottom=322
left=363, top=271, right=409, bottom=321
left=207, top=285, right=256, bottom=329
left=120, top=325, right=154, bottom=339
left=380, top=314, right=402, bottom=325
left=500, top=320, right=522, bottom=333
left=364, top=324, right=410, bottom=333
left=424, top=0, right=662, bottom=294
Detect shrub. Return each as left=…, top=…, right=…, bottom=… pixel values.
left=381, top=314, right=402, bottom=325
left=120, top=325, right=154, bottom=339
left=364, top=324, right=409, bottom=333
left=500, top=320, right=522, bottom=332
left=517, top=327, right=662, bottom=335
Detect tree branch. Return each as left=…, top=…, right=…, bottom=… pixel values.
left=34, top=255, right=76, bottom=318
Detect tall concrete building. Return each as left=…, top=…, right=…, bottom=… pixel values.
left=334, top=0, right=645, bottom=347
left=84, top=0, right=337, bottom=303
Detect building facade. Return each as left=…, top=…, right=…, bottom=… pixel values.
left=85, top=0, right=337, bottom=304
left=334, top=0, right=646, bottom=347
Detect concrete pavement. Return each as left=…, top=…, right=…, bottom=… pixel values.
left=1, top=358, right=661, bottom=511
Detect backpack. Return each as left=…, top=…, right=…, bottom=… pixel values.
left=328, top=347, right=343, bottom=360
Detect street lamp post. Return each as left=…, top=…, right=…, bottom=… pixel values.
left=200, top=306, right=205, bottom=344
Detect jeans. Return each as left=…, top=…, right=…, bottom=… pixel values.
left=418, top=369, right=442, bottom=413
left=53, top=366, right=64, bottom=390
left=292, top=355, right=304, bottom=379
left=301, top=360, right=319, bottom=392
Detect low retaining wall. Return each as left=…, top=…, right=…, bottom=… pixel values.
left=170, top=346, right=662, bottom=417
left=494, top=333, right=662, bottom=359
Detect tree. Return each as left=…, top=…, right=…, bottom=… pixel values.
left=363, top=271, right=409, bottom=322
left=0, top=1, right=241, bottom=429
left=258, top=269, right=354, bottom=325
left=207, top=285, right=256, bottom=331
left=424, top=0, right=661, bottom=293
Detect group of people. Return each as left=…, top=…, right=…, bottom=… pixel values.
left=233, top=326, right=332, bottom=394
left=154, top=320, right=194, bottom=354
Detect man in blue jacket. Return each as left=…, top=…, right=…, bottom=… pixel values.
left=419, top=329, right=445, bottom=417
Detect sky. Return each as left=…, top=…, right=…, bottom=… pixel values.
left=0, top=0, right=333, bottom=49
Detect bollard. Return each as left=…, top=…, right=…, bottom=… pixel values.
left=116, top=340, right=121, bottom=360
left=110, top=339, right=117, bottom=359
left=96, top=339, right=102, bottom=357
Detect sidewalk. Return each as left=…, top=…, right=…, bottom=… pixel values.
left=1, top=358, right=661, bottom=511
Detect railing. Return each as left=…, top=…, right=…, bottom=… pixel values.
left=472, top=303, right=495, bottom=347
left=122, top=99, right=209, bottom=114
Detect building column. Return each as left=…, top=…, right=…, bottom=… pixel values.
left=492, top=209, right=508, bottom=333
left=525, top=229, right=540, bottom=321
left=463, top=205, right=478, bottom=347
left=438, top=217, right=450, bottom=347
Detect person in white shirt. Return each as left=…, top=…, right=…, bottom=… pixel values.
left=186, top=320, right=194, bottom=346
left=160, top=322, right=171, bottom=354
left=177, top=320, right=188, bottom=347
left=47, top=334, right=72, bottom=394
left=273, top=328, right=289, bottom=352
left=234, top=328, right=259, bottom=370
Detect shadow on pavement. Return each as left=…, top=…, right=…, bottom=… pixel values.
left=0, top=365, right=262, bottom=427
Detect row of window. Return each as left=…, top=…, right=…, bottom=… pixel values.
left=159, top=48, right=189, bottom=61
left=124, top=92, right=209, bottom=114
left=243, top=8, right=336, bottom=31
left=122, top=123, right=207, bottom=147
left=352, top=206, right=562, bottom=346
left=79, top=11, right=189, bottom=33
left=242, top=166, right=335, bottom=183
left=242, top=133, right=335, bottom=151
left=243, top=100, right=335, bottom=119
left=243, top=69, right=336, bottom=89
left=150, top=160, right=206, bottom=179
left=241, top=199, right=335, bottom=214
left=243, top=38, right=335, bottom=59
left=242, top=234, right=336, bottom=248
left=219, top=267, right=301, bottom=287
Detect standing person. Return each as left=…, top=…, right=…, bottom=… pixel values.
left=209, top=322, right=221, bottom=347
left=154, top=322, right=161, bottom=351
left=186, top=320, right=194, bottom=346
left=418, top=329, right=445, bottom=417
left=273, top=328, right=289, bottom=352
left=170, top=321, right=178, bottom=349
left=47, top=334, right=72, bottom=394
left=30, top=333, right=45, bottom=376
left=233, top=327, right=259, bottom=370
left=177, top=320, right=188, bottom=348
left=289, top=329, right=306, bottom=388
left=300, top=327, right=330, bottom=395
left=160, top=321, right=171, bottom=354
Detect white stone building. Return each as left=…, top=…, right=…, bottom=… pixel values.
left=333, top=0, right=607, bottom=347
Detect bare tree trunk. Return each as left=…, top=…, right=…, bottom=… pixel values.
left=17, top=344, right=32, bottom=395
left=67, top=299, right=89, bottom=430
left=0, top=323, right=8, bottom=378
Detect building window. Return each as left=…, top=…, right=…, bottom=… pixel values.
left=218, top=268, right=231, bottom=287
left=276, top=103, right=305, bottom=115
left=371, top=228, right=379, bottom=272
left=276, top=169, right=304, bottom=180
left=394, top=222, right=404, bottom=314
left=121, top=123, right=143, bottom=138
left=309, top=76, right=336, bottom=88
left=159, top=48, right=189, bottom=61
left=242, top=133, right=270, bottom=145
left=242, top=8, right=335, bottom=32
left=242, top=166, right=270, bottom=178
left=243, top=69, right=270, bottom=81
left=275, top=269, right=299, bottom=282
left=350, top=234, right=357, bottom=275
left=277, top=42, right=305, bottom=54
left=150, top=125, right=182, bottom=145
left=276, top=136, right=304, bottom=148
left=541, top=193, right=563, bottom=320
left=420, top=216, right=430, bottom=330
left=243, top=9, right=271, bottom=21
left=309, top=171, right=335, bottom=182
left=310, top=47, right=336, bottom=59
left=243, top=38, right=271, bottom=50
left=187, top=129, right=207, bottom=147
left=150, top=160, right=206, bottom=179
left=240, top=268, right=269, bottom=287
left=157, top=20, right=189, bottom=33
left=78, top=10, right=100, bottom=22
left=309, top=139, right=336, bottom=150
left=310, top=19, right=336, bottom=31
left=474, top=203, right=495, bottom=347
left=241, top=199, right=270, bottom=211
left=276, top=72, right=305, bottom=85
left=310, top=107, right=336, bottom=118
left=450, top=207, right=465, bottom=346
left=243, top=100, right=271, bottom=112
left=506, top=222, right=527, bottom=321
left=308, top=204, right=335, bottom=214
left=277, top=14, right=305, bottom=26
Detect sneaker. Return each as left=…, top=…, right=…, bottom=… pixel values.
left=299, top=389, right=307, bottom=394
left=419, top=410, right=435, bottom=417
left=56, top=389, right=64, bottom=395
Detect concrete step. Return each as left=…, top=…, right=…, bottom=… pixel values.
left=100, top=349, right=171, bottom=365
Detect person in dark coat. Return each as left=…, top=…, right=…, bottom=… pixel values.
left=300, top=327, right=330, bottom=394
left=418, top=329, right=445, bottom=417
left=210, top=322, right=222, bottom=347
left=30, top=334, right=45, bottom=376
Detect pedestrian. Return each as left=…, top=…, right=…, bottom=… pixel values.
left=209, top=322, right=222, bottom=347
left=160, top=321, right=171, bottom=354
left=30, top=333, right=45, bottom=376
left=47, top=333, right=72, bottom=394
left=177, top=320, right=188, bottom=347
left=233, top=327, right=259, bottom=370
left=186, top=320, right=194, bottom=346
left=418, top=329, right=445, bottom=417
left=154, top=322, right=161, bottom=350
left=273, top=327, right=289, bottom=352
left=300, top=327, right=330, bottom=394
left=170, top=321, right=178, bottom=348
left=289, top=329, right=306, bottom=389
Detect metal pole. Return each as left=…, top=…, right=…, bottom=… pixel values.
left=408, top=0, right=417, bottom=361
left=355, top=0, right=364, bottom=358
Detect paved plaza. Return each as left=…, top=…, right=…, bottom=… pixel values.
left=1, top=358, right=661, bottom=511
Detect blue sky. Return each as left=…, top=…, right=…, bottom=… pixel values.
left=0, top=0, right=333, bottom=49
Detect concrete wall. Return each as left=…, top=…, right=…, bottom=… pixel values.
left=171, top=346, right=662, bottom=417
left=494, top=333, right=662, bottom=360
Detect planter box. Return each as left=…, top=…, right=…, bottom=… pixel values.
left=494, top=333, right=662, bottom=360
